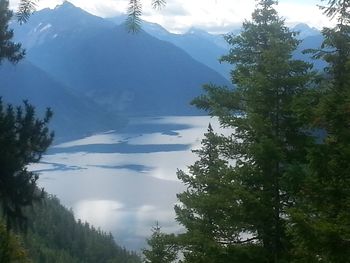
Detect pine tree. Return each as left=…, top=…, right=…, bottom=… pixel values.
left=0, top=99, right=53, bottom=231
left=0, top=0, right=25, bottom=63
left=289, top=1, right=350, bottom=262
left=142, top=222, right=177, bottom=263
left=180, top=0, right=313, bottom=262
left=175, top=124, right=242, bottom=262
left=0, top=222, right=30, bottom=263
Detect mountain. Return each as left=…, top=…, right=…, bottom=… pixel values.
left=107, top=20, right=323, bottom=80
left=292, top=23, right=320, bottom=39
left=12, top=1, right=114, bottom=49
left=0, top=61, right=125, bottom=142
left=12, top=2, right=230, bottom=116
left=108, top=16, right=232, bottom=80
left=294, top=33, right=326, bottom=71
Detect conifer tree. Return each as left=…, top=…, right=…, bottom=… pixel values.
left=175, top=0, right=313, bottom=262
left=0, top=99, right=53, bottom=231
left=290, top=1, right=350, bottom=262
left=0, top=0, right=53, bottom=232
left=142, top=222, right=177, bottom=263
left=175, top=124, right=239, bottom=262
left=0, top=0, right=25, bottom=63
left=0, top=222, right=30, bottom=263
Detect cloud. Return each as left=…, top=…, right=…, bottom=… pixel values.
left=277, top=2, right=334, bottom=29
left=143, top=2, right=188, bottom=16
left=9, top=0, right=334, bottom=33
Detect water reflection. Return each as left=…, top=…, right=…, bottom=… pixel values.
left=31, top=116, right=223, bottom=250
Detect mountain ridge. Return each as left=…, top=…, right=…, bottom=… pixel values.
left=12, top=2, right=230, bottom=117
left=0, top=60, right=125, bottom=142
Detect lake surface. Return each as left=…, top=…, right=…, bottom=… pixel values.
left=30, top=116, right=226, bottom=251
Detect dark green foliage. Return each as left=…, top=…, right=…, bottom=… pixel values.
left=0, top=0, right=25, bottom=64
left=23, top=195, right=141, bottom=263
left=177, top=1, right=313, bottom=262
left=0, top=99, right=53, bottom=231
left=16, top=0, right=37, bottom=24
left=319, top=0, right=350, bottom=20
left=175, top=125, right=240, bottom=262
left=142, top=222, right=177, bottom=263
left=289, top=1, right=350, bottom=262
left=0, top=221, right=31, bottom=263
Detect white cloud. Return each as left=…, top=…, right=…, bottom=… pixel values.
left=9, top=0, right=333, bottom=33
left=277, top=1, right=334, bottom=29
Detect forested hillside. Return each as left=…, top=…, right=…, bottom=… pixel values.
left=22, top=195, right=141, bottom=263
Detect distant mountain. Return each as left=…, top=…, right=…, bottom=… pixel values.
left=292, top=23, right=320, bottom=39
left=12, top=1, right=114, bottom=49
left=290, top=24, right=325, bottom=71
left=109, top=18, right=327, bottom=76
left=0, top=61, right=124, bottom=142
left=108, top=16, right=232, bottom=80
left=12, top=2, right=230, bottom=116
left=295, top=33, right=326, bottom=71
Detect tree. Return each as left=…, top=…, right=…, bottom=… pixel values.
left=0, top=0, right=25, bottom=63
left=175, top=125, right=244, bottom=263
left=176, top=0, right=313, bottom=262
left=0, top=99, right=53, bottom=231
left=0, top=0, right=53, bottom=232
left=0, top=222, right=30, bottom=263
left=289, top=1, right=350, bottom=262
left=142, top=222, right=177, bottom=263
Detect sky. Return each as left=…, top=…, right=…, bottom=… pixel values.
left=10, top=0, right=333, bottom=34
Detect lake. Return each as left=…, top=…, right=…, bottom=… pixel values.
left=30, top=116, right=226, bottom=251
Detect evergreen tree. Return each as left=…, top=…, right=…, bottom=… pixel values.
left=0, top=99, right=53, bottom=231
left=0, top=221, right=30, bottom=263
left=0, top=0, right=25, bottom=63
left=175, top=125, right=240, bottom=262
left=175, top=0, right=313, bottom=262
left=290, top=1, right=350, bottom=262
left=142, top=222, right=177, bottom=263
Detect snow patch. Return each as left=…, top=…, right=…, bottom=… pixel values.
left=40, top=23, right=52, bottom=32
left=33, top=22, right=43, bottom=33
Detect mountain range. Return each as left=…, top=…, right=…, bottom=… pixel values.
left=4, top=1, right=325, bottom=141
left=107, top=16, right=233, bottom=80
left=108, top=16, right=325, bottom=78
left=11, top=2, right=229, bottom=117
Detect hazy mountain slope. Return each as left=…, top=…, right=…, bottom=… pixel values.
left=12, top=2, right=230, bottom=116
left=109, top=19, right=325, bottom=78
left=295, top=33, right=326, bottom=71
left=0, top=61, right=124, bottom=142
left=293, top=23, right=320, bottom=39
left=108, top=16, right=232, bottom=80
